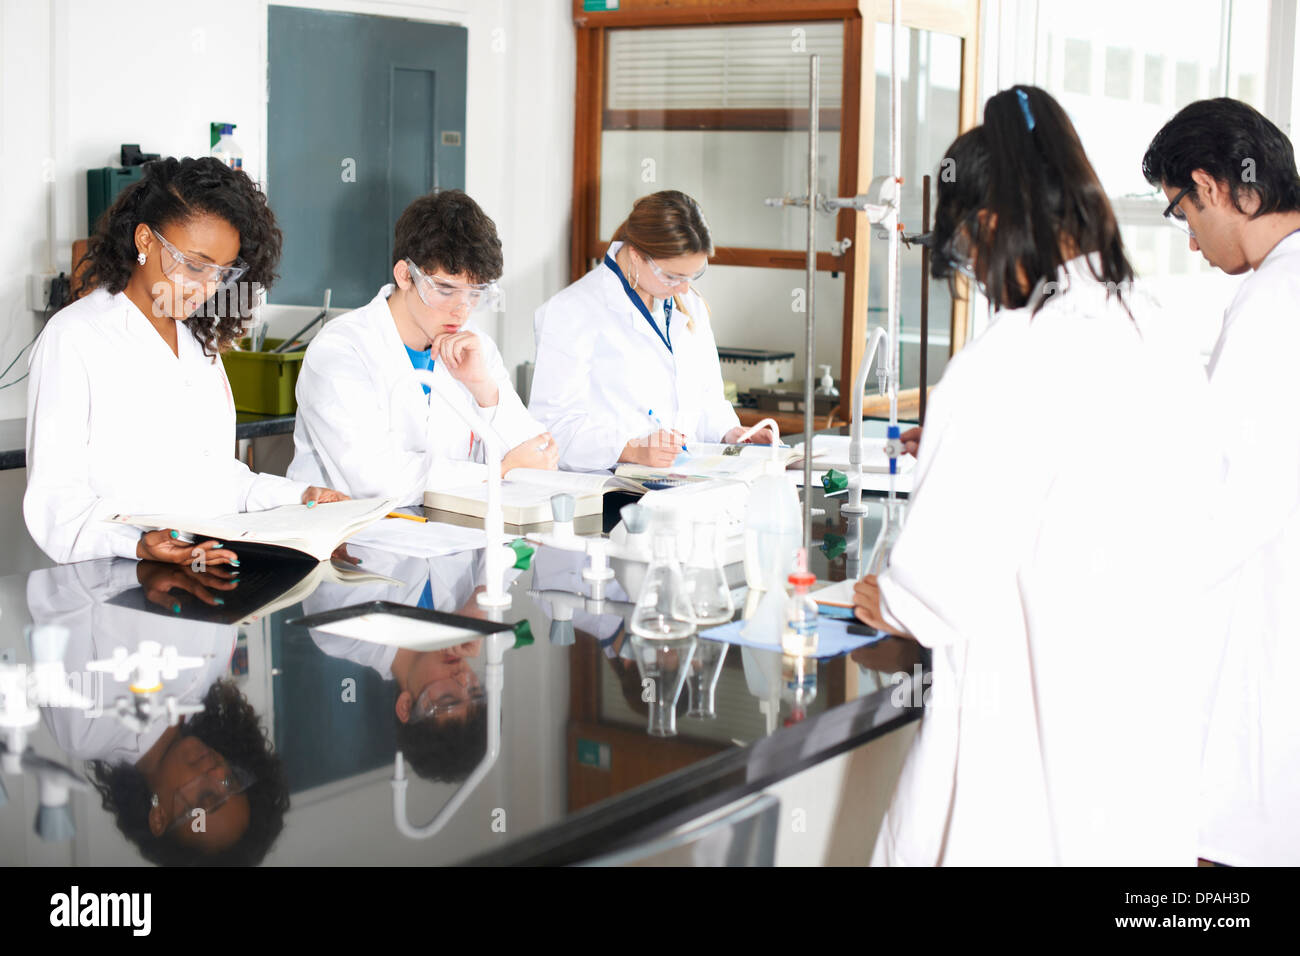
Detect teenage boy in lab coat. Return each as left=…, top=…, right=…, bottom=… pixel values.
left=289, top=190, right=556, bottom=507
left=1142, top=97, right=1300, bottom=867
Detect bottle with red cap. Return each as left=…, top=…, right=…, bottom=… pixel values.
left=781, top=548, right=819, bottom=657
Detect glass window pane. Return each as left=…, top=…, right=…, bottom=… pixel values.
left=692, top=264, right=845, bottom=393
left=868, top=27, right=963, bottom=393
left=599, top=21, right=842, bottom=250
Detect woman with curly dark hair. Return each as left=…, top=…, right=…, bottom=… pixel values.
left=88, top=680, right=291, bottom=867
left=23, top=156, right=345, bottom=565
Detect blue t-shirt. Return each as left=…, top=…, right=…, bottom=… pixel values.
left=405, top=343, right=433, bottom=395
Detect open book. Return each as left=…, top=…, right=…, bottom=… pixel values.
left=424, top=469, right=643, bottom=524
left=789, top=435, right=915, bottom=475
left=109, top=497, right=397, bottom=563
left=614, top=442, right=807, bottom=485
left=108, top=554, right=401, bottom=626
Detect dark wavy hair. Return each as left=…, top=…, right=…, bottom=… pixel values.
left=87, top=680, right=289, bottom=867
left=1142, top=97, right=1300, bottom=217
left=393, top=685, right=488, bottom=783
left=392, top=189, right=503, bottom=283
left=77, top=156, right=282, bottom=357
left=931, top=85, right=1134, bottom=314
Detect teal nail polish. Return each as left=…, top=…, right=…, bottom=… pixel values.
left=214, top=598, right=225, bottom=606
left=306, top=500, right=316, bottom=508
left=169, top=530, right=179, bottom=539
left=172, top=603, right=181, bottom=614
left=231, top=559, right=241, bottom=567
left=213, top=542, right=223, bottom=549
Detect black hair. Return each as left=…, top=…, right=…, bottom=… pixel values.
left=931, top=84, right=1134, bottom=314
left=77, top=156, right=282, bottom=357
left=392, top=189, right=503, bottom=284
left=1142, top=97, right=1300, bottom=217
left=393, top=688, right=488, bottom=783
left=87, top=679, right=289, bottom=867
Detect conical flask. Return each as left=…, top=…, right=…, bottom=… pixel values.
left=866, top=498, right=908, bottom=576
left=682, top=519, right=734, bottom=626
left=685, top=638, right=729, bottom=719
left=630, top=512, right=696, bottom=639
left=630, top=634, right=697, bottom=737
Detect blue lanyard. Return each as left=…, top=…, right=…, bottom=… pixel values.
left=604, top=253, right=672, bottom=353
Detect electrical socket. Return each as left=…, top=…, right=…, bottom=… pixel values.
left=27, top=273, right=56, bottom=312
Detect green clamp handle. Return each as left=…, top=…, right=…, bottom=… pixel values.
left=821, top=468, right=848, bottom=493
left=512, top=619, right=534, bottom=648
left=822, top=533, right=846, bottom=559
left=508, top=538, right=534, bottom=570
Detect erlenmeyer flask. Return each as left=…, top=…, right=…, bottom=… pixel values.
left=630, top=634, right=697, bottom=737
left=630, top=513, right=696, bottom=639
left=685, top=638, right=729, bottom=719
left=865, top=498, right=908, bottom=576
left=682, top=519, right=734, bottom=626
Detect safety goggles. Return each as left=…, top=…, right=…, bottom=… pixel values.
left=1162, top=184, right=1196, bottom=237
left=150, top=227, right=248, bottom=287
left=166, top=762, right=256, bottom=834
left=406, top=259, right=501, bottom=314
left=644, top=255, right=707, bottom=287
left=411, top=671, right=486, bottom=723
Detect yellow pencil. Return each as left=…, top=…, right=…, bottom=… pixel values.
left=386, top=511, right=427, bottom=523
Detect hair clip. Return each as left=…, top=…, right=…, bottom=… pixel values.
left=1016, top=88, right=1036, bottom=132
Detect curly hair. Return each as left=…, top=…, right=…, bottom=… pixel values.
left=393, top=686, right=489, bottom=783
left=391, top=189, right=503, bottom=283
left=87, top=679, right=290, bottom=867
left=77, top=156, right=282, bottom=357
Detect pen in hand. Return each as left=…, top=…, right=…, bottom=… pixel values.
left=647, top=409, right=688, bottom=452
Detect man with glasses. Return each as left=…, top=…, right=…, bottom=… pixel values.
left=1142, top=98, right=1300, bottom=867
left=289, top=190, right=557, bottom=507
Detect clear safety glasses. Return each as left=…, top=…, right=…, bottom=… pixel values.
left=644, top=255, right=707, bottom=287
left=411, top=671, right=486, bottom=723
left=149, top=227, right=249, bottom=287
left=167, top=763, right=256, bottom=834
left=1163, top=184, right=1196, bottom=237
left=406, top=259, right=501, bottom=314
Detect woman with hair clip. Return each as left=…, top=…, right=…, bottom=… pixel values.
left=529, top=190, right=776, bottom=472
left=849, top=86, right=1220, bottom=865
left=24, top=156, right=344, bottom=566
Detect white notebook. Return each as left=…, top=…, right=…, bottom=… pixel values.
left=790, top=435, right=915, bottom=475
left=109, top=497, right=397, bottom=563
left=424, top=469, right=642, bottom=524
left=614, top=443, right=806, bottom=484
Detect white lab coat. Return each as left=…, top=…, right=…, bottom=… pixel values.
left=23, top=289, right=307, bottom=564
left=1197, top=230, right=1300, bottom=866
left=288, top=285, right=545, bottom=507
left=529, top=242, right=741, bottom=472
left=28, top=559, right=236, bottom=766
left=870, top=258, right=1220, bottom=866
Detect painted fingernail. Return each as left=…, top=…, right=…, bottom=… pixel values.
left=170, top=530, right=179, bottom=539
left=214, top=598, right=225, bottom=606
left=172, top=603, right=181, bottom=613
left=213, top=542, right=223, bottom=549
left=231, top=560, right=241, bottom=567
left=306, top=500, right=316, bottom=508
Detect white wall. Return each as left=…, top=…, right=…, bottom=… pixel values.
left=0, top=0, right=574, bottom=570
left=0, top=0, right=575, bottom=418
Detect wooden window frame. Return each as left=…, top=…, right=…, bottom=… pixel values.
left=570, top=0, right=982, bottom=421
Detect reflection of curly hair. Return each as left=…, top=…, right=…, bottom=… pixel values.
left=88, top=679, right=289, bottom=867
left=77, top=156, right=282, bottom=357
left=394, top=688, right=488, bottom=784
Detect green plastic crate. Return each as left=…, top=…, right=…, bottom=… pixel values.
left=222, top=338, right=305, bottom=415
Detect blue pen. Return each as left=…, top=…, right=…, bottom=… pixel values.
left=647, top=409, right=688, bottom=452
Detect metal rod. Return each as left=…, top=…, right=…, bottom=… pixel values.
left=802, top=54, right=819, bottom=553
left=919, top=174, right=931, bottom=426
left=886, top=0, right=902, bottom=501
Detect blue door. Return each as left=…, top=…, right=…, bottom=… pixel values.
left=268, top=6, right=468, bottom=308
